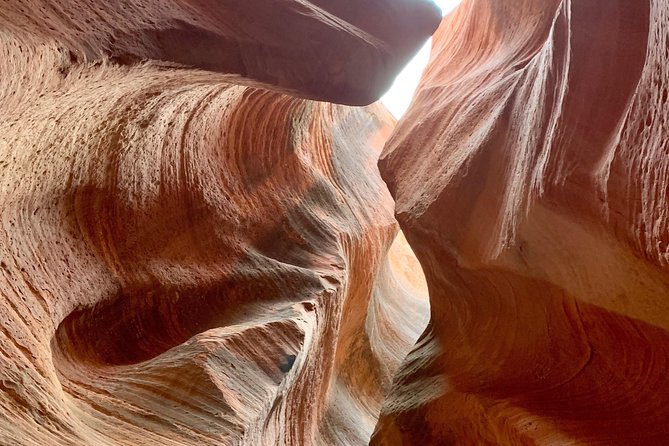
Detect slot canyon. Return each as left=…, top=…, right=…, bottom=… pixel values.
left=1, top=0, right=668, bottom=445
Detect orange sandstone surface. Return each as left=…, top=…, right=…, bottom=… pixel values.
left=0, top=1, right=440, bottom=445
left=373, top=0, right=669, bottom=444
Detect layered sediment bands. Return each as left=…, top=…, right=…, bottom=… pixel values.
left=0, top=1, right=436, bottom=443
left=0, top=0, right=440, bottom=105
left=374, top=0, right=669, bottom=444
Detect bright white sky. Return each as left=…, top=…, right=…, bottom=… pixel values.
left=381, top=0, right=462, bottom=118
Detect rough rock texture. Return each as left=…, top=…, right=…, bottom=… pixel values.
left=0, top=1, right=439, bottom=445
left=374, top=0, right=669, bottom=444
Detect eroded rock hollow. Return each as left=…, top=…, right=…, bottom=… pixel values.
left=373, top=0, right=669, bottom=444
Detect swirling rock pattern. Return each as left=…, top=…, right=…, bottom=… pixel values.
left=0, top=1, right=439, bottom=445
left=374, top=0, right=669, bottom=444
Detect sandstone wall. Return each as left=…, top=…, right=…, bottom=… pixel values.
left=0, top=1, right=439, bottom=444
left=373, top=0, right=669, bottom=444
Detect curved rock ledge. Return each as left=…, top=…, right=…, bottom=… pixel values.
left=0, top=0, right=440, bottom=105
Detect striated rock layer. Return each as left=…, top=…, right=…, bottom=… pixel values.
left=374, top=0, right=669, bottom=444
left=0, top=1, right=440, bottom=445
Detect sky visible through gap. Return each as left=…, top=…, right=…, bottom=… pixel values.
left=381, top=0, right=462, bottom=118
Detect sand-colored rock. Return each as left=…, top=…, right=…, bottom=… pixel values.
left=0, top=1, right=439, bottom=445
left=373, top=0, right=669, bottom=444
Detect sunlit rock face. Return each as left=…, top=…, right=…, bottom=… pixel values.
left=374, top=0, right=669, bottom=444
left=0, top=1, right=440, bottom=445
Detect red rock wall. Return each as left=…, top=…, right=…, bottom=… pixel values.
left=0, top=1, right=439, bottom=445
left=374, top=0, right=669, bottom=444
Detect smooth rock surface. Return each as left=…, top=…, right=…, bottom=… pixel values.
left=374, top=0, right=669, bottom=444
